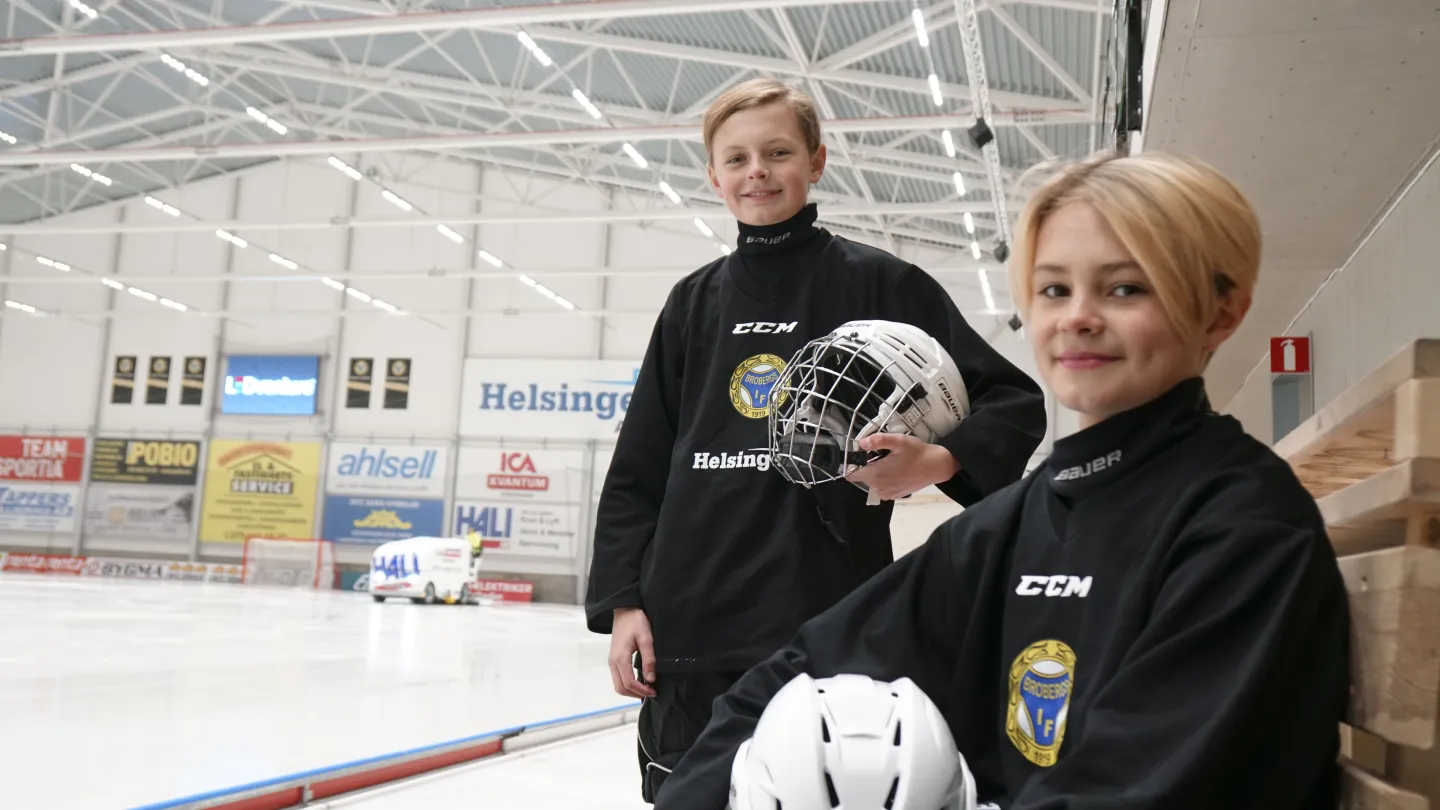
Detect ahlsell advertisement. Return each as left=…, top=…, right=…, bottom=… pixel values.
left=325, top=442, right=448, bottom=498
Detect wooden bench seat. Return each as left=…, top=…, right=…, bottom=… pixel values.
left=1271, top=339, right=1440, bottom=808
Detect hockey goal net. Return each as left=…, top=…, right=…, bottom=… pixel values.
left=241, top=536, right=338, bottom=589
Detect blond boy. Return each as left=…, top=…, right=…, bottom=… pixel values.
left=655, top=151, right=1350, bottom=810
left=585, top=78, right=1047, bottom=802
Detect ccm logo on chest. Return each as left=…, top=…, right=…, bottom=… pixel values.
left=733, top=321, right=798, bottom=335
left=1016, top=575, right=1092, bottom=598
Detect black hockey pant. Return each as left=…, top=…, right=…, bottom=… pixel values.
left=635, top=667, right=745, bottom=804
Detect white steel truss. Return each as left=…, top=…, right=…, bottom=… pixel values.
left=0, top=0, right=1115, bottom=256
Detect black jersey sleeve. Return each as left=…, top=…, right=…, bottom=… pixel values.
left=583, top=289, right=686, bottom=634
left=882, top=265, right=1046, bottom=505
left=652, top=512, right=989, bottom=810
left=1010, top=485, right=1350, bottom=810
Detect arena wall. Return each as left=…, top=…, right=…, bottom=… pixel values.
left=0, top=156, right=1045, bottom=603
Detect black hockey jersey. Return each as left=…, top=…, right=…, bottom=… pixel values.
left=585, top=203, right=1047, bottom=673
left=654, top=377, right=1351, bottom=810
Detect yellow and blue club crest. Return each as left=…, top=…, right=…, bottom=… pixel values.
left=730, top=353, right=787, bottom=419
left=1006, top=639, right=1076, bottom=767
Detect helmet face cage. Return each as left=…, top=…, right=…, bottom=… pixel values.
left=768, top=331, right=929, bottom=488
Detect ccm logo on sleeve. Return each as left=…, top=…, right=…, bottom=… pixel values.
left=1016, top=575, right=1092, bottom=598
left=733, top=321, right=798, bottom=335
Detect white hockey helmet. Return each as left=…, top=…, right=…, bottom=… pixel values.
left=768, top=319, right=970, bottom=488
left=729, top=673, right=977, bottom=810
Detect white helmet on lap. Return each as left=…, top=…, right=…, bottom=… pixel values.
left=768, top=320, right=969, bottom=490
left=729, top=673, right=977, bottom=810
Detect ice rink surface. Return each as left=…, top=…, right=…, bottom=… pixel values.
left=0, top=574, right=643, bottom=809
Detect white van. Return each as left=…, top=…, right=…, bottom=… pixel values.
left=369, top=536, right=477, bottom=605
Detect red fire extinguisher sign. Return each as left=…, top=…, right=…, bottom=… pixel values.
left=1270, top=336, right=1311, bottom=374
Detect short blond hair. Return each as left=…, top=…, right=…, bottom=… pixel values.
left=702, top=77, right=822, bottom=161
left=1009, top=151, right=1261, bottom=342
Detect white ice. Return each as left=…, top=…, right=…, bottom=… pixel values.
left=0, top=574, right=636, bottom=810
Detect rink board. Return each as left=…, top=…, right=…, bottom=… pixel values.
left=129, top=704, right=640, bottom=810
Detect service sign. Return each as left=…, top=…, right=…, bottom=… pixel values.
left=89, top=438, right=202, bottom=486
left=325, top=442, right=449, bottom=498
left=198, top=439, right=321, bottom=543
left=454, top=447, right=586, bottom=502
left=0, top=435, right=86, bottom=482
left=321, top=495, right=445, bottom=545
left=452, top=499, right=577, bottom=559
left=0, top=482, right=80, bottom=533
left=83, top=485, right=195, bottom=541
left=458, top=359, right=640, bottom=440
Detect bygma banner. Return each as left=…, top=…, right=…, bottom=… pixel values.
left=326, top=443, right=448, bottom=499
left=458, top=359, right=639, bottom=440
left=199, top=439, right=321, bottom=543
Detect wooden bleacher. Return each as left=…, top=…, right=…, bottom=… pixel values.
left=1272, top=338, right=1440, bottom=807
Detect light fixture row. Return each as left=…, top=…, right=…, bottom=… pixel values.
left=513, top=27, right=732, bottom=260
left=324, top=154, right=575, bottom=311
left=910, top=1, right=991, bottom=309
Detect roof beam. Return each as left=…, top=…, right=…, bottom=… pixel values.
left=0, top=0, right=896, bottom=55
left=198, top=50, right=648, bottom=128
left=0, top=200, right=997, bottom=235
left=0, top=111, right=1089, bottom=167
left=517, top=23, right=1080, bottom=112
left=986, top=1, right=1091, bottom=106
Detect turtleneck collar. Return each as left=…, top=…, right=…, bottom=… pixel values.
left=735, top=202, right=820, bottom=255
left=1045, top=377, right=1213, bottom=499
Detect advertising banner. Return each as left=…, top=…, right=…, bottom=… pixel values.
left=198, top=439, right=321, bottom=543
left=89, top=438, right=201, bottom=486
left=321, top=495, right=445, bottom=545
left=458, top=359, right=640, bottom=440
left=220, top=355, right=321, bottom=415
left=0, top=436, right=86, bottom=482
left=111, top=355, right=137, bottom=404
left=83, top=485, right=195, bottom=540
left=454, top=447, right=585, bottom=503
left=325, top=442, right=448, bottom=498
left=0, top=553, right=242, bottom=583
left=451, top=500, right=578, bottom=559
left=83, top=557, right=167, bottom=580
left=146, top=356, right=172, bottom=405
left=0, top=482, right=80, bottom=533
left=180, top=356, right=207, bottom=406
left=474, top=579, right=535, bottom=603
left=1, top=554, right=87, bottom=576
